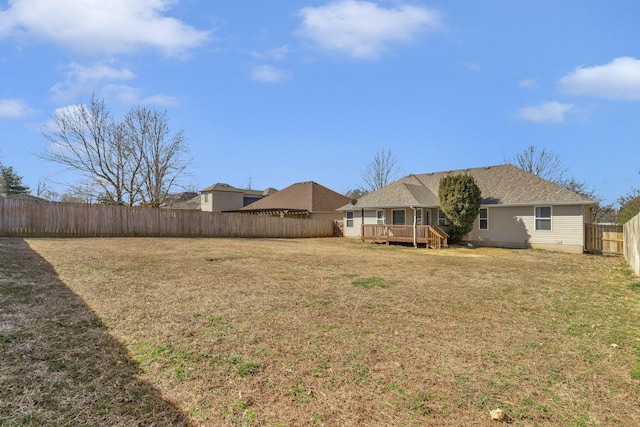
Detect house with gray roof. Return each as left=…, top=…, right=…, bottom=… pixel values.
left=338, top=164, right=595, bottom=253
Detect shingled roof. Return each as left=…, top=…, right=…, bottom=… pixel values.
left=242, top=181, right=351, bottom=212
left=339, top=164, right=594, bottom=210
left=200, top=183, right=274, bottom=197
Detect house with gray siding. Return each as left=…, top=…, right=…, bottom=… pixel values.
left=338, top=164, right=595, bottom=253
left=200, top=183, right=277, bottom=212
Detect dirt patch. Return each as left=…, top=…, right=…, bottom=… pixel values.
left=2, top=237, right=639, bottom=426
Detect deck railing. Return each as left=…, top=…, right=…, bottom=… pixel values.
left=361, top=224, right=448, bottom=249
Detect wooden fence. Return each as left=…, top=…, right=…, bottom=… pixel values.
left=585, top=223, right=624, bottom=255
left=0, top=199, right=337, bottom=238
left=624, top=213, right=640, bottom=276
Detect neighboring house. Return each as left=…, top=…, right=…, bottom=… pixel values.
left=338, top=164, right=595, bottom=253
left=2, top=194, right=48, bottom=203
left=160, top=192, right=201, bottom=210
left=240, top=181, right=351, bottom=221
left=200, top=183, right=277, bottom=212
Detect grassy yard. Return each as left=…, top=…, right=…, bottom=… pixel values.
left=1, top=237, right=639, bottom=426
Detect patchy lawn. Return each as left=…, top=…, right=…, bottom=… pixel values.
left=1, top=237, right=639, bottom=426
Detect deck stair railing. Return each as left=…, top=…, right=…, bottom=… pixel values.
left=361, top=224, right=448, bottom=249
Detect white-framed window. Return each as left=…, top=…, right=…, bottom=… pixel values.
left=438, top=209, right=449, bottom=226
left=204, top=193, right=209, bottom=203
left=479, top=208, right=488, bottom=230
left=392, top=209, right=405, bottom=225
left=535, top=206, right=552, bottom=231
left=346, top=211, right=354, bottom=228
left=416, top=209, right=422, bottom=225
left=376, top=210, right=385, bottom=225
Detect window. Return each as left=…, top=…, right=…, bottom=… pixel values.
left=479, top=208, right=488, bottom=230
left=346, top=211, right=354, bottom=228
left=438, top=209, right=449, bottom=226
left=392, top=209, right=405, bottom=225
left=416, top=209, right=422, bottom=225
left=204, top=193, right=208, bottom=203
left=376, top=210, right=385, bottom=225
left=535, top=206, right=552, bottom=230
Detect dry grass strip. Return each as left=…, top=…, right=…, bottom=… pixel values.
left=1, top=237, right=639, bottom=426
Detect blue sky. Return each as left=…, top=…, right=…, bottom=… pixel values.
left=1, top=0, right=639, bottom=205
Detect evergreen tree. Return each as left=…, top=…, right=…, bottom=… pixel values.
left=0, top=164, right=30, bottom=196
left=438, top=174, right=482, bottom=243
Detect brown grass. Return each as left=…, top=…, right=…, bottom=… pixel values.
left=1, top=237, right=639, bottom=426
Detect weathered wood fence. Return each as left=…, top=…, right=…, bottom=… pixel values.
left=624, top=213, right=640, bottom=276
left=0, top=199, right=337, bottom=238
left=585, top=223, right=624, bottom=255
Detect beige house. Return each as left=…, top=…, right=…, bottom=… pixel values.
left=240, top=181, right=351, bottom=221
left=200, top=183, right=277, bottom=212
left=338, top=164, right=595, bottom=253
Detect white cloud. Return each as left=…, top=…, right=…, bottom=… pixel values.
left=251, top=65, right=292, bottom=83
left=519, top=78, right=537, bottom=89
left=50, top=62, right=136, bottom=101
left=516, top=102, right=575, bottom=124
left=297, top=0, right=443, bottom=59
left=0, top=0, right=211, bottom=57
left=0, top=98, right=35, bottom=119
left=97, top=84, right=179, bottom=106
left=559, top=56, right=640, bottom=100
left=251, top=45, right=290, bottom=61
left=50, top=62, right=176, bottom=106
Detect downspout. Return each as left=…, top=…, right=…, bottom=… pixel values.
left=410, top=206, right=417, bottom=248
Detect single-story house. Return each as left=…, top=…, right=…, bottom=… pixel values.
left=200, top=183, right=277, bottom=212
left=338, top=164, right=595, bottom=253
left=239, top=181, right=351, bottom=221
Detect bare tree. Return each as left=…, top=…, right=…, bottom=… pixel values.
left=41, top=96, right=131, bottom=204
left=505, top=145, right=567, bottom=184
left=36, top=179, right=59, bottom=201
left=41, top=96, right=190, bottom=206
left=361, top=148, right=400, bottom=192
left=123, top=106, right=190, bottom=207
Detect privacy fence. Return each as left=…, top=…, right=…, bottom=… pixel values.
left=0, top=199, right=337, bottom=238
left=584, top=223, right=624, bottom=256
left=624, top=212, right=640, bottom=276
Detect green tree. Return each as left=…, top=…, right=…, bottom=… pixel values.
left=618, top=189, right=640, bottom=224
left=438, top=174, right=482, bottom=243
left=0, top=164, right=30, bottom=196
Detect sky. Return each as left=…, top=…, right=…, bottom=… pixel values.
left=1, top=0, right=639, bottom=205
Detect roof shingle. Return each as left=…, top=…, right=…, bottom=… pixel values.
left=242, top=181, right=351, bottom=212
left=339, top=164, right=594, bottom=210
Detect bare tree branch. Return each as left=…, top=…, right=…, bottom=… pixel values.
left=505, top=145, right=567, bottom=184
left=40, top=95, right=190, bottom=206
left=361, top=148, right=400, bottom=192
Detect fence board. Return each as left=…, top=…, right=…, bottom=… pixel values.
left=585, top=223, right=624, bottom=255
left=0, top=199, right=336, bottom=238
left=624, top=213, right=640, bottom=276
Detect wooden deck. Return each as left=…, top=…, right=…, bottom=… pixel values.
left=362, top=224, right=448, bottom=249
